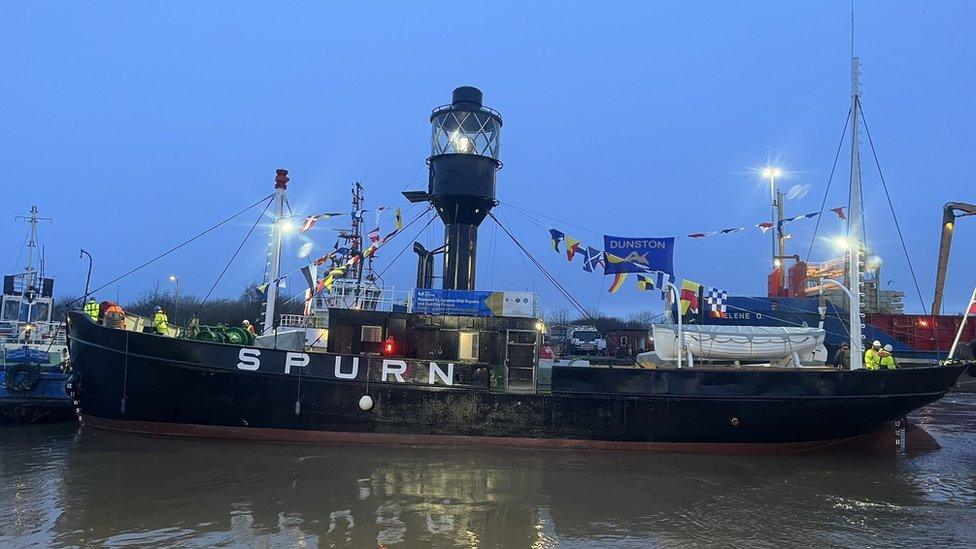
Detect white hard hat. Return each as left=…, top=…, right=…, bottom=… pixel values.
left=872, top=340, right=881, bottom=347
left=883, top=344, right=893, bottom=352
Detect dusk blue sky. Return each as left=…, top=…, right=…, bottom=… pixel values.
left=3, top=1, right=974, bottom=316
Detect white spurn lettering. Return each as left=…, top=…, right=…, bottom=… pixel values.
left=285, top=352, right=310, bottom=374
left=381, top=359, right=408, bottom=382
left=236, top=352, right=459, bottom=387
left=237, top=348, right=261, bottom=371
left=429, top=362, right=454, bottom=386
left=335, top=356, right=359, bottom=379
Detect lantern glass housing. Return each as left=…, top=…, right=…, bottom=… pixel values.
left=431, top=106, right=502, bottom=158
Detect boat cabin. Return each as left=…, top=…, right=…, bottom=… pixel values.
left=1, top=275, right=55, bottom=344
left=605, top=326, right=651, bottom=357
left=326, top=308, right=542, bottom=393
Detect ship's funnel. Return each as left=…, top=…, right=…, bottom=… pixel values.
left=426, top=86, right=502, bottom=290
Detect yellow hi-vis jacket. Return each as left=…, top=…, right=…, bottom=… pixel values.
left=153, top=311, right=169, bottom=334
left=879, top=352, right=897, bottom=369
left=84, top=300, right=99, bottom=321
left=865, top=348, right=881, bottom=370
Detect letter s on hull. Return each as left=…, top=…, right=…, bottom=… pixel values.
left=238, top=348, right=261, bottom=371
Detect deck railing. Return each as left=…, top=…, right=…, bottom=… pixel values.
left=0, top=321, right=67, bottom=346
left=279, top=314, right=329, bottom=329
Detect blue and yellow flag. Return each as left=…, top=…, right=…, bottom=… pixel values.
left=549, top=229, right=565, bottom=253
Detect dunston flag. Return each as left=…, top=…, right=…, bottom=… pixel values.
left=603, top=236, right=674, bottom=275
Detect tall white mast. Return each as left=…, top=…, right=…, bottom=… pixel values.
left=14, top=206, right=51, bottom=289
left=26, top=206, right=39, bottom=288
left=262, top=169, right=289, bottom=335
left=847, top=6, right=865, bottom=369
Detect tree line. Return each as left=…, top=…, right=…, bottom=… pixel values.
left=543, top=306, right=663, bottom=332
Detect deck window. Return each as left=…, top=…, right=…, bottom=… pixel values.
left=361, top=325, right=383, bottom=343
left=2, top=299, right=19, bottom=321
left=459, top=331, right=479, bottom=361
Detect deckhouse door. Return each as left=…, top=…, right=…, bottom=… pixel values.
left=505, top=329, right=538, bottom=393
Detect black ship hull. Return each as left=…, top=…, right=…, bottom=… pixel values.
left=66, top=311, right=967, bottom=453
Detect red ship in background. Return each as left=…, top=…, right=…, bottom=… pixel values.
left=763, top=202, right=976, bottom=357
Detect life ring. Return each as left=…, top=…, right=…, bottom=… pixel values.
left=4, top=362, right=42, bottom=392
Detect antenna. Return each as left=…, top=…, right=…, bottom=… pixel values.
left=851, top=0, right=855, bottom=62
left=14, top=205, right=52, bottom=286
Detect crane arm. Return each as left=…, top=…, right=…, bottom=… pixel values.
left=932, top=202, right=976, bottom=315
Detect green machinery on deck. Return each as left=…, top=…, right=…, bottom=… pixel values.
left=185, top=324, right=255, bottom=346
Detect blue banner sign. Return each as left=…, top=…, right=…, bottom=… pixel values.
left=411, top=289, right=536, bottom=317
left=603, top=235, right=674, bottom=274
left=4, top=346, right=51, bottom=364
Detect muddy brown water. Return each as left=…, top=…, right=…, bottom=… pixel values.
left=2, top=394, right=975, bottom=548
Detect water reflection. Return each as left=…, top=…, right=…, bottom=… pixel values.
left=2, top=395, right=975, bottom=548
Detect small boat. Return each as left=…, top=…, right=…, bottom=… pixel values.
left=1, top=206, right=72, bottom=423
left=649, top=324, right=826, bottom=366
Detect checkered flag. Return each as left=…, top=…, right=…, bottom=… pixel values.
left=705, top=287, right=729, bottom=317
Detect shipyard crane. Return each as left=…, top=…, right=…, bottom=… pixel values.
left=932, top=202, right=976, bottom=315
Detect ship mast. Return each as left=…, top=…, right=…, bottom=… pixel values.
left=847, top=7, right=865, bottom=369
left=15, top=206, right=50, bottom=288
left=261, top=169, right=289, bottom=335
left=349, top=181, right=364, bottom=281
left=15, top=206, right=52, bottom=295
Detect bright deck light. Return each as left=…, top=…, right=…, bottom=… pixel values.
left=279, top=218, right=296, bottom=233
left=762, top=167, right=783, bottom=179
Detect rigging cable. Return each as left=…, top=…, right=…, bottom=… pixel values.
left=400, top=164, right=427, bottom=193
left=486, top=218, right=498, bottom=289
left=499, top=200, right=608, bottom=237
left=593, top=275, right=606, bottom=316
left=859, top=107, right=933, bottom=324
left=487, top=211, right=591, bottom=319
left=374, top=206, right=436, bottom=279
left=703, top=227, right=758, bottom=276
left=806, top=107, right=853, bottom=262
left=499, top=207, right=537, bottom=292
left=9, top=224, right=30, bottom=274
left=74, top=193, right=275, bottom=306
left=190, top=196, right=274, bottom=320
